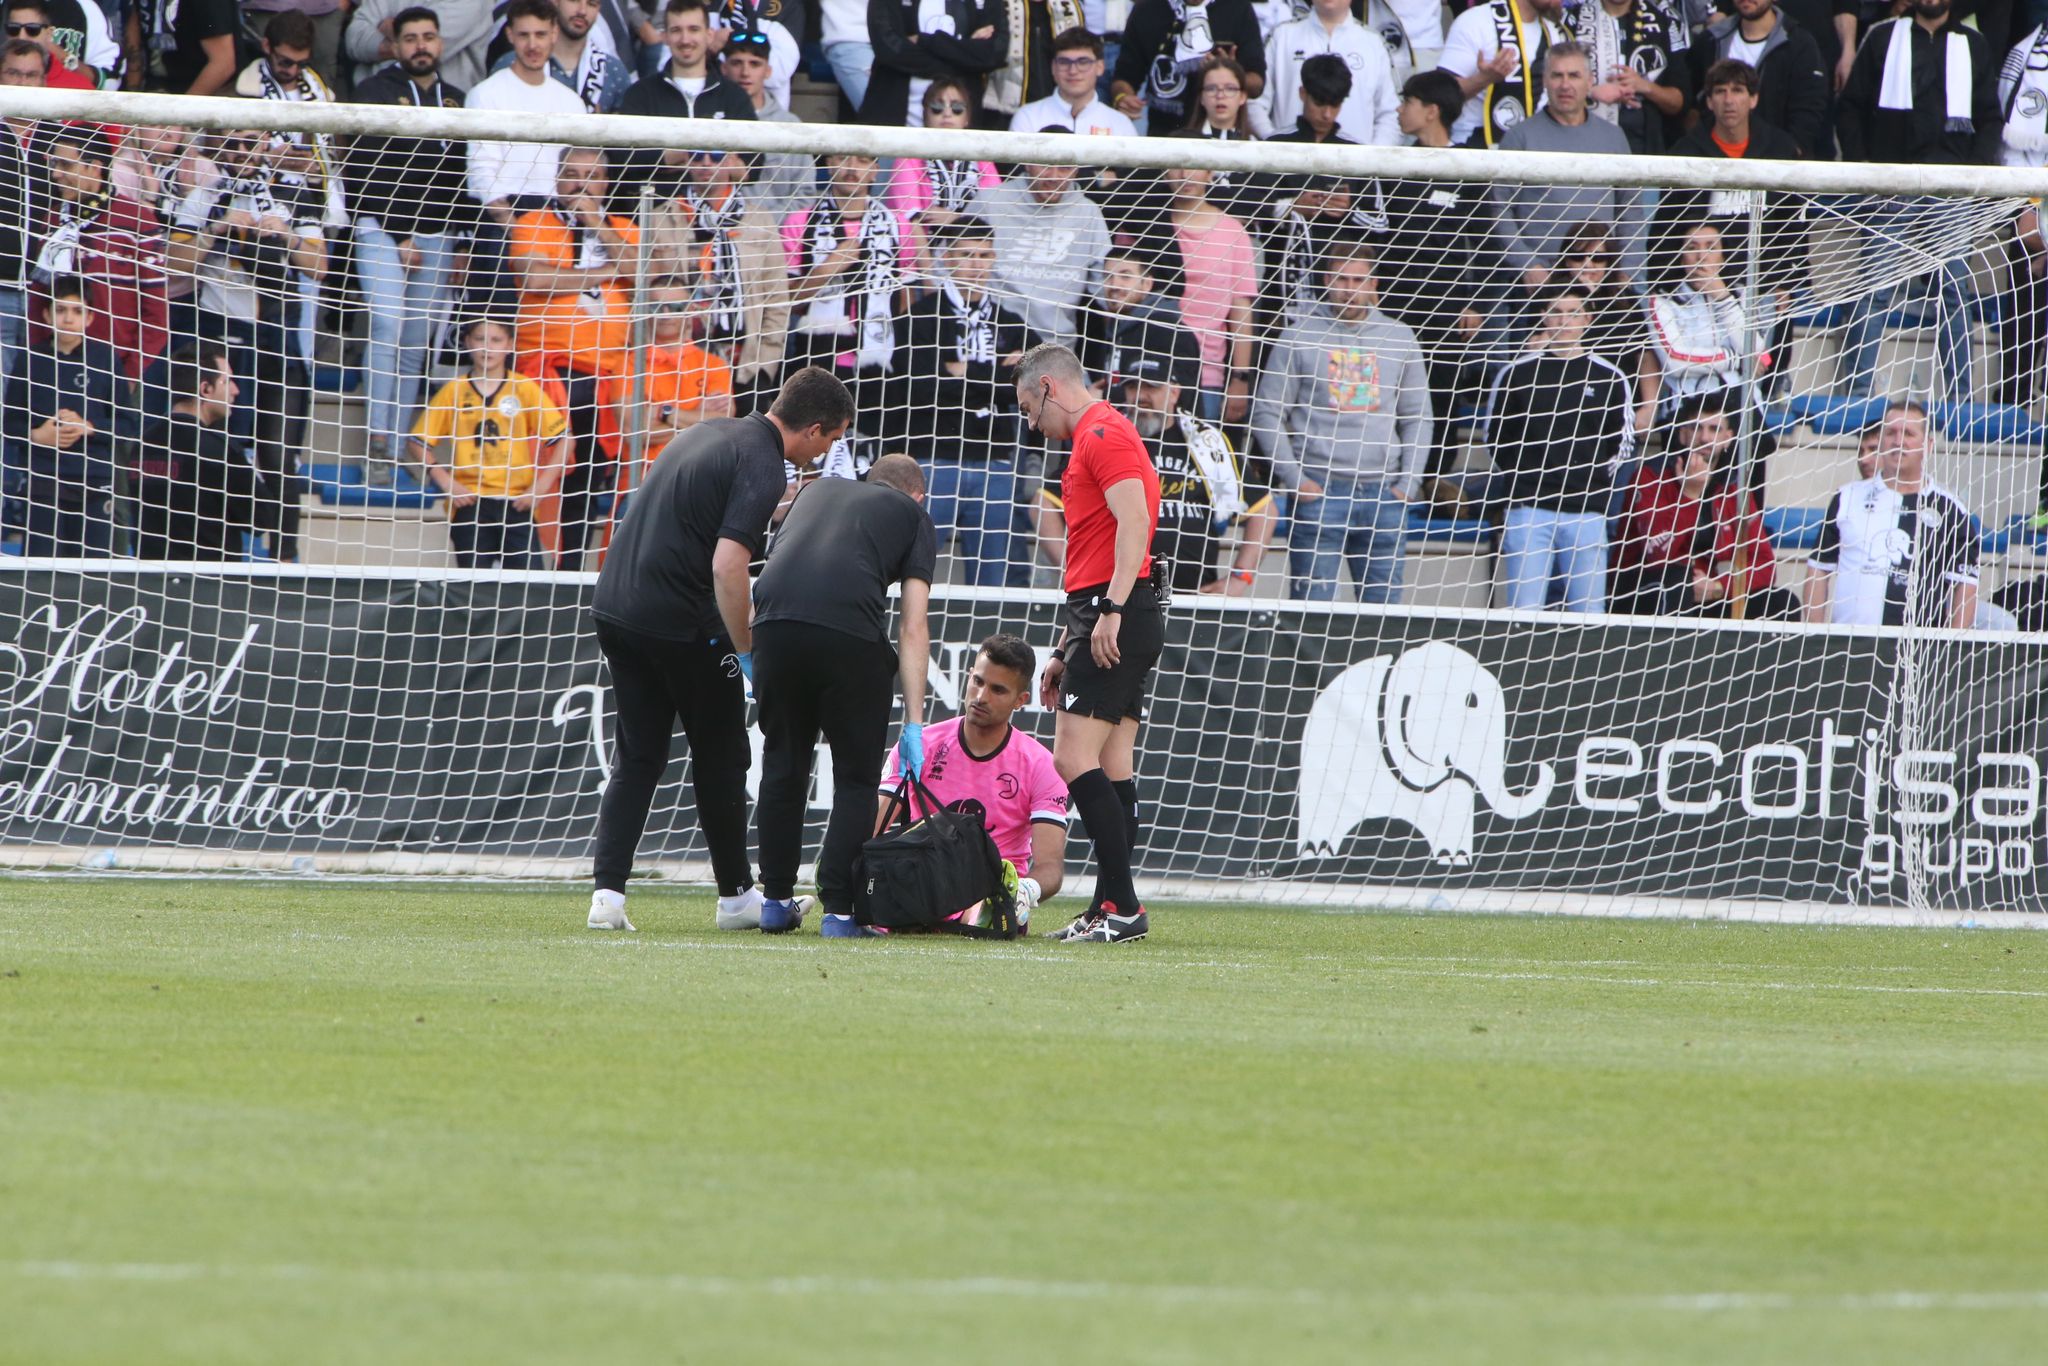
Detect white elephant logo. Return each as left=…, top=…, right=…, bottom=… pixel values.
left=1296, top=642, right=1555, bottom=866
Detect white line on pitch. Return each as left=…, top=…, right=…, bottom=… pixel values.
left=6, top=1263, right=2046, bottom=1313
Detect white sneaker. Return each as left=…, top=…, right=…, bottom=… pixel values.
left=715, top=887, right=765, bottom=931
left=587, top=889, right=635, bottom=932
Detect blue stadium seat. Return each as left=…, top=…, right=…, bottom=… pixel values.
left=305, top=462, right=442, bottom=510
left=1939, top=401, right=2047, bottom=446
left=1781, top=393, right=1888, bottom=437
left=1763, top=506, right=1829, bottom=551
left=311, top=365, right=359, bottom=395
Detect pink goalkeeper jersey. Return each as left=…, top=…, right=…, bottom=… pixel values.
left=880, top=718, right=1068, bottom=873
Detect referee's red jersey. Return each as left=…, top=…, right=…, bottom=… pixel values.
left=1062, top=401, right=1160, bottom=593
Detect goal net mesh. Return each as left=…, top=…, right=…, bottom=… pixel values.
left=0, top=87, right=2044, bottom=921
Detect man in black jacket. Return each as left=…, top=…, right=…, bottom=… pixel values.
left=1835, top=0, right=1999, bottom=403
left=1110, top=0, right=1266, bottom=132
left=346, top=5, right=473, bottom=485
left=1485, top=285, right=1636, bottom=613
left=2, top=276, right=126, bottom=555
left=892, top=215, right=1031, bottom=585
left=1691, top=0, right=1829, bottom=157
left=134, top=343, right=258, bottom=561
left=616, top=0, right=755, bottom=186
left=0, top=39, right=45, bottom=384
left=862, top=0, right=1006, bottom=127
left=1659, top=58, right=1808, bottom=394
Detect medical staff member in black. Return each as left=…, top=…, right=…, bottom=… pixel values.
left=750, top=454, right=939, bottom=938
left=585, top=366, right=854, bottom=933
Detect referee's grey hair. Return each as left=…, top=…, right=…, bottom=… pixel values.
left=1015, top=343, right=1088, bottom=393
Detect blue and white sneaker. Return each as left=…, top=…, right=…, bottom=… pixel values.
left=820, top=913, right=888, bottom=938
left=759, top=895, right=812, bottom=934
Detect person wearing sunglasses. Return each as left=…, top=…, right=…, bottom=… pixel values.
left=862, top=0, right=1003, bottom=129
left=882, top=72, right=1000, bottom=278
left=2, top=0, right=95, bottom=89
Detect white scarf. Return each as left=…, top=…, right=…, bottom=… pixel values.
left=926, top=159, right=980, bottom=214
left=803, top=197, right=901, bottom=369
left=690, top=185, right=748, bottom=337
left=1878, top=18, right=1974, bottom=132
left=1999, top=24, right=2048, bottom=160
left=942, top=278, right=996, bottom=364
left=254, top=61, right=348, bottom=226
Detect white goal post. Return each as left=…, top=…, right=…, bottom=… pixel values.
left=0, top=84, right=2045, bottom=926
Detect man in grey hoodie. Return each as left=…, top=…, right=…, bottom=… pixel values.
left=970, top=154, right=1111, bottom=348
left=1252, top=239, right=1433, bottom=603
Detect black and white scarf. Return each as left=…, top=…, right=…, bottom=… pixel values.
left=1476, top=0, right=1562, bottom=147
left=926, top=158, right=981, bottom=214
left=1999, top=24, right=2048, bottom=162
left=253, top=60, right=347, bottom=226
left=1145, top=0, right=1216, bottom=122
left=803, top=197, right=901, bottom=369
left=943, top=279, right=997, bottom=364
left=1572, top=0, right=1684, bottom=128
left=690, top=185, right=749, bottom=338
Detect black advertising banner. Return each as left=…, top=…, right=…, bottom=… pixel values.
left=1, top=570, right=2045, bottom=913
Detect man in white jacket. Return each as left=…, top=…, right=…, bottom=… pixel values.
left=1253, top=0, right=1400, bottom=142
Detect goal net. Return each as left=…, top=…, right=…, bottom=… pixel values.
left=0, top=85, right=2044, bottom=923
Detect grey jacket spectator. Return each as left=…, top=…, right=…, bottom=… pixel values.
left=347, top=0, right=497, bottom=87
left=1691, top=2, right=1830, bottom=158
left=1490, top=106, right=1645, bottom=281
left=1252, top=302, right=1432, bottom=497
left=972, top=164, right=1109, bottom=347
left=1837, top=12, right=2001, bottom=164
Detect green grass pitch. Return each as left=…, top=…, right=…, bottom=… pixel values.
left=1, top=879, right=2045, bottom=1365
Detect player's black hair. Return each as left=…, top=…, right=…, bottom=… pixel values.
left=503, top=0, right=559, bottom=27
left=1050, top=26, right=1103, bottom=59
left=0, top=37, right=45, bottom=71
left=1300, top=53, right=1352, bottom=110
left=770, top=366, right=857, bottom=435
left=165, top=342, right=231, bottom=399
left=391, top=6, right=442, bottom=34
left=1399, top=70, right=1463, bottom=129
left=978, top=634, right=1035, bottom=683
left=265, top=8, right=318, bottom=52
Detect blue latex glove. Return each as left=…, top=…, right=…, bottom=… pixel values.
left=897, top=721, right=924, bottom=782
left=736, top=652, right=754, bottom=684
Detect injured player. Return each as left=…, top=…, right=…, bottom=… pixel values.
left=878, top=633, right=1068, bottom=931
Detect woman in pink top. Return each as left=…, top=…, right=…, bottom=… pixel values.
left=882, top=75, right=1000, bottom=275
left=1163, top=135, right=1257, bottom=423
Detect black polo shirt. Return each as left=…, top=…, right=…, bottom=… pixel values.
left=593, top=414, right=789, bottom=642
left=752, top=477, right=938, bottom=644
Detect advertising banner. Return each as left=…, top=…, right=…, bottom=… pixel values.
left=1, top=571, right=2042, bottom=912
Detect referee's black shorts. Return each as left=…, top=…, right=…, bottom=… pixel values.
left=1059, top=581, right=1164, bottom=724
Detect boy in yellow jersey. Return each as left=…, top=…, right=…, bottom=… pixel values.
left=411, top=317, right=570, bottom=569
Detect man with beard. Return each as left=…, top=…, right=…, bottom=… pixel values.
left=1114, top=323, right=1271, bottom=595
left=347, top=6, right=472, bottom=485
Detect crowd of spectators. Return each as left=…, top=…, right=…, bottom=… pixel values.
left=0, top=0, right=2041, bottom=626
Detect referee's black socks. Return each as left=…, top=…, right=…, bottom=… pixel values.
left=1071, top=768, right=1140, bottom=913
left=1112, top=778, right=1140, bottom=852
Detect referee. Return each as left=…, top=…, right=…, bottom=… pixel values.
left=751, top=454, right=938, bottom=938
left=584, top=367, right=855, bottom=933
left=1016, top=343, right=1162, bottom=944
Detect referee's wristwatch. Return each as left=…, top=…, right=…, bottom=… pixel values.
left=1091, top=596, right=1124, bottom=616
